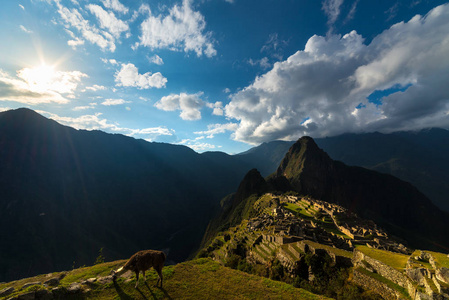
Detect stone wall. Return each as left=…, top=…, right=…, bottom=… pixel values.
left=353, top=250, right=408, bottom=288
left=353, top=268, right=399, bottom=300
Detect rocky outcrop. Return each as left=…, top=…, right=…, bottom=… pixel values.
left=2, top=273, right=116, bottom=300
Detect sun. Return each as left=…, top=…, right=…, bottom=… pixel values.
left=18, top=64, right=58, bottom=93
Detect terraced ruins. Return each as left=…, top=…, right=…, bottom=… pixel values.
left=201, top=193, right=449, bottom=299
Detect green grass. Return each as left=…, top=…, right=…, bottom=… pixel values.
left=289, top=243, right=304, bottom=257
left=356, top=267, right=410, bottom=300
left=59, top=260, right=126, bottom=287
left=356, top=246, right=409, bottom=271
left=428, top=251, right=449, bottom=268
left=304, top=240, right=353, bottom=259
left=280, top=245, right=299, bottom=261
left=1, top=258, right=331, bottom=300
left=282, top=202, right=314, bottom=218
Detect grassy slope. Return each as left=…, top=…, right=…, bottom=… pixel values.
left=356, top=246, right=409, bottom=271
left=1, top=258, right=329, bottom=300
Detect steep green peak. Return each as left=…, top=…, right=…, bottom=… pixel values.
left=275, top=136, right=332, bottom=181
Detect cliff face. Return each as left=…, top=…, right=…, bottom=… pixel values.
left=273, top=137, right=449, bottom=251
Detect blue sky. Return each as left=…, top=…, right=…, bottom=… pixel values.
left=0, top=0, right=448, bottom=153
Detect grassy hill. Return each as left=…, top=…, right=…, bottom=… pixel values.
left=0, top=258, right=329, bottom=299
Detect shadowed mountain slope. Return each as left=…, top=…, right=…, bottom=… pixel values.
left=0, top=108, right=251, bottom=282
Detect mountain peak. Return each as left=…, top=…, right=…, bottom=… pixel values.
left=275, top=136, right=333, bottom=186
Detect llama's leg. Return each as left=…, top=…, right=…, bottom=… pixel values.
left=156, top=268, right=163, bottom=288
left=134, top=271, right=139, bottom=288
left=142, top=270, right=146, bottom=282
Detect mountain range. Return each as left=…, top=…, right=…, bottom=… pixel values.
left=1, top=107, right=448, bottom=282
left=237, top=130, right=449, bottom=212
left=0, top=108, right=251, bottom=281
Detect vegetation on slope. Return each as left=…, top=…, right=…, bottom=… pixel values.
left=0, top=258, right=329, bottom=300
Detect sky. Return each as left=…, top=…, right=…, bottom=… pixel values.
left=0, top=0, right=448, bottom=154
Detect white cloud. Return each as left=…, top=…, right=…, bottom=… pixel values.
left=19, top=25, right=32, bottom=34
left=148, top=54, right=164, bottom=65
left=41, top=111, right=125, bottom=132
left=206, top=101, right=224, bottom=116
left=344, top=0, right=359, bottom=23
left=223, top=88, right=231, bottom=94
left=40, top=110, right=176, bottom=143
left=154, top=92, right=205, bottom=120
left=101, top=98, right=131, bottom=106
left=55, top=2, right=116, bottom=52
left=101, top=0, right=129, bottom=14
left=322, top=0, right=344, bottom=34
left=85, top=84, right=106, bottom=91
left=19, top=4, right=25, bottom=10
left=194, top=123, right=238, bottom=138
left=73, top=103, right=97, bottom=111
left=67, top=37, right=84, bottom=49
left=101, top=58, right=119, bottom=65
left=115, top=63, right=167, bottom=89
left=178, top=138, right=221, bottom=152
left=0, top=66, right=87, bottom=105
left=137, top=0, right=216, bottom=57
left=248, top=57, right=271, bottom=69
left=225, top=4, right=449, bottom=144
left=87, top=4, right=129, bottom=38
left=129, top=126, right=175, bottom=141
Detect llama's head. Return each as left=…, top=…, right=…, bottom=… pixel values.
left=111, top=266, right=125, bottom=280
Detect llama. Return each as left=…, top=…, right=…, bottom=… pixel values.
left=112, top=250, right=166, bottom=288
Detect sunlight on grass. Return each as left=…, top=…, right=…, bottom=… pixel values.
left=357, top=246, right=408, bottom=271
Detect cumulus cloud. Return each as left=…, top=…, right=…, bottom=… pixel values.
left=0, top=67, right=87, bottom=104
left=115, top=63, right=167, bottom=89
left=148, top=54, right=164, bottom=65
left=206, top=101, right=224, bottom=116
left=67, top=37, right=84, bottom=49
left=101, top=98, right=131, bottom=106
left=101, top=0, right=129, bottom=14
left=137, top=0, right=216, bottom=57
left=225, top=4, right=449, bottom=145
left=87, top=4, right=129, bottom=38
left=154, top=92, right=205, bottom=120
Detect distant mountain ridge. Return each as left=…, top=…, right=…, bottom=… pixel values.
left=236, top=130, right=449, bottom=212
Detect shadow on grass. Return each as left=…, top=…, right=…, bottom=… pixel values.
left=143, top=281, right=174, bottom=300
left=113, top=279, right=172, bottom=300
left=113, top=280, right=135, bottom=300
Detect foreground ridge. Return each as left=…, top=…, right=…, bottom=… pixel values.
left=0, top=258, right=328, bottom=299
